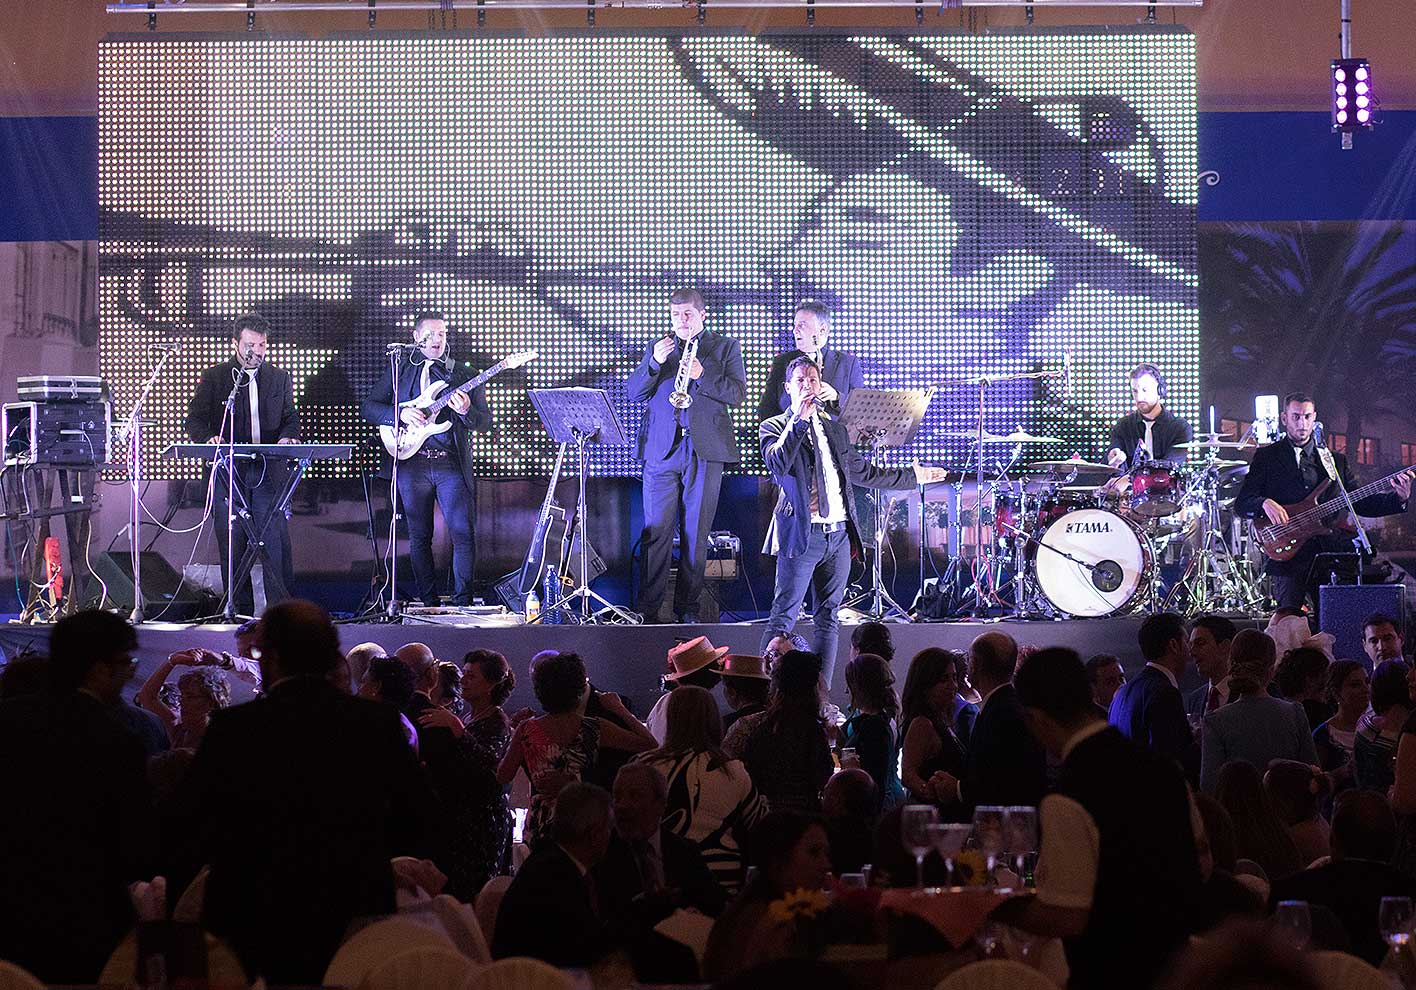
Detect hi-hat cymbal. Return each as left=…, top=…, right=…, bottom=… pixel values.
left=1176, top=439, right=1250, bottom=450
left=1190, top=431, right=1233, bottom=440
left=1029, top=458, right=1118, bottom=473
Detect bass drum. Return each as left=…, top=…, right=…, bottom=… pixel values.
left=1034, top=508, right=1153, bottom=618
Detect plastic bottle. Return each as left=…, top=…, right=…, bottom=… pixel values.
left=543, top=565, right=560, bottom=625
left=524, top=586, right=540, bottom=623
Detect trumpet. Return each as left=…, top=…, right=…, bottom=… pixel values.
left=668, top=334, right=699, bottom=409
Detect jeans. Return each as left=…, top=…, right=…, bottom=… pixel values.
left=760, top=524, right=852, bottom=688
left=397, top=450, right=476, bottom=604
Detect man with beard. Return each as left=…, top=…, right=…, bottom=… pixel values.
left=1104, top=363, right=1192, bottom=470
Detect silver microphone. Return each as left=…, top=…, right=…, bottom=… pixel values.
left=150, top=340, right=182, bottom=352
left=386, top=342, right=419, bottom=352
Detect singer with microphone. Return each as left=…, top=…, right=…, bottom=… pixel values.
left=627, top=287, right=746, bottom=624
left=1103, top=363, right=1192, bottom=470
left=183, top=312, right=301, bottom=614
left=1234, top=391, right=1411, bottom=611
left=361, top=311, right=492, bottom=608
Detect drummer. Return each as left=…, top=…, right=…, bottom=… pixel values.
left=1104, top=363, right=1193, bottom=470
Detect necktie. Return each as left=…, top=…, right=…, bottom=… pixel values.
left=807, top=418, right=829, bottom=518
left=1207, top=683, right=1222, bottom=714
left=247, top=370, right=261, bottom=444
left=1299, top=445, right=1319, bottom=487
left=633, top=839, right=664, bottom=894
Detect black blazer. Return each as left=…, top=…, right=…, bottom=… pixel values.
left=958, top=684, right=1047, bottom=814
left=1108, top=665, right=1198, bottom=781
left=759, top=409, right=913, bottom=560
left=0, top=692, right=155, bottom=984
left=172, top=677, right=439, bottom=984
left=594, top=828, right=728, bottom=937
left=360, top=351, right=492, bottom=494
left=757, top=348, right=864, bottom=421
left=626, top=330, right=746, bottom=464
left=1107, top=408, right=1192, bottom=468
left=185, top=358, right=300, bottom=444
left=493, top=843, right=608, bottom=966
left=1234, top=439, right=1405, bottom=572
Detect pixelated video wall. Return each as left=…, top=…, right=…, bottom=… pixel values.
left=98, top=30, right=1198, bottom=478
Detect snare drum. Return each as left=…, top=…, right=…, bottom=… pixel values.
left=1032, top=507, right=1153, bottom=617
left=1127, top=460, right=1184, bottom=518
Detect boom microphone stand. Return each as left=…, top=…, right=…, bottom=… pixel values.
left=117, top=344, right=179, bottom=623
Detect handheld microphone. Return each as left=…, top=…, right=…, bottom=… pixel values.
left=1062, top=348, right=1073, bottom=399
left=386, top=342, right=420, bottom=352
left=150, top=340, right=182, bottom=353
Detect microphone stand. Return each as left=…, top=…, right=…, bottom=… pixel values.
left=118, top=347, right=178, bottom=623
left=1315, top=429, right=1373, bottom=557
left=218, top=370, right=249, bottom=622
left=383, top=346, right=409, bottom=621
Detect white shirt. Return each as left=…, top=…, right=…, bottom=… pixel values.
left=245, top=369, right=261, bottom=444
left=808, top=413, right=847, bottom=524
left=1144, top=661, right=1179, bottom=690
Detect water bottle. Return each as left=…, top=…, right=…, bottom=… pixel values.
left=524, top=586, right=540, bottom=623
left=543, top=565, right=560, bottom=625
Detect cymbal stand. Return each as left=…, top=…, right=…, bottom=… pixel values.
left=1164, top=457, right=1268, bottom=614
left=117, top=346, right=179, bottom=623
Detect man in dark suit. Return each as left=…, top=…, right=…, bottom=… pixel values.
left=0, top=611, right=155, bottom=984
left=994, top=647, right=1202, bottom=990
left=493, top=782, right=615, bottom=966
left=185, top=312, right=301, bottom=613
left=173, top=601, right=438, bottom=984
left=1184, top=614, right=1236, bottom=720
left=595, top=765, right=726, bottom=978
left=758, top=356, right=947, bottom=685
left=627, top=287, right=747, bottom=624
left=756, top=298, right=864, bottom=421
left=1109, top=612, right=1198, bottom=781
left=361, top=311, right=493, bottom=606
left=933, top=632, right=1047, bottom=814
left=1270, top=789, right=1416, bottom=966
left=1235, top=391, right=1410, bottom=611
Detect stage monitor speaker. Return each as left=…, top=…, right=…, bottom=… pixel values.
left=89, top=550, right=211, bottom=621
left=1319, top=583, right=1406, bottom=670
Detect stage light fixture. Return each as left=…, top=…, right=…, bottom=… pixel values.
left=1332, top=58, right=1375, bottom=134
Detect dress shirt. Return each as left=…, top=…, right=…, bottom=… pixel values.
left=1207, top=676, right=1231, bottom=713
left=244, top=370, right=261, bottom=444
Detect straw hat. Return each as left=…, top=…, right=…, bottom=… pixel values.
left=664, top=635, right=730, bottom=681
left=716, top=653, right=771, bottom=681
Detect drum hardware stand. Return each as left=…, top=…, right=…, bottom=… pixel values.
left=527, top=387, right=640, bottom=625
left=836, top=389, right=933, bottom=623
left=1164, top=459, right=1268, bottom=615
left=999, top=519, right=1127, bottom=603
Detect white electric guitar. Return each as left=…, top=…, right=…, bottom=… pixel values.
left=378, top=350, right=537, bottom=460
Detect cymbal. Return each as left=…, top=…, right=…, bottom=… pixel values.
left=1176, top=439, right=1250, bottom=450
left=938, top=429, right=1062, bottom=444
left=1190, top=431, right=1233, bottom=440
left=996, top=429, right=1063, bottom=444
left=1197, top=458, right=1248, bottom=469
left=1028, top=459, right=1118, bottom=473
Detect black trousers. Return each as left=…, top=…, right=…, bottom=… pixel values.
left=636, top=434, right=723, bottom=620
left=213, top=457, right=293, bottom=614
left=397, top=449, right=476, bottom=605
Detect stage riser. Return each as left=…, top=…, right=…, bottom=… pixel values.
left=0, top=617, right=1246, bottom=716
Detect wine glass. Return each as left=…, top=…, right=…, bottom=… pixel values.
left=1004, top=806, right=1039, bottom=884
left=928, top=822, right=972, bottom=887
left=900, top=804, right=939, bottom=890
left=1380, top=896, right=1414, bottom=951
left=1274, top=900, right=1312, bottom=951
left=973, top=806, right=1007, bottom=879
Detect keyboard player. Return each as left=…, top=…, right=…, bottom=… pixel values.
left=183, top=313, right=301, bottom=614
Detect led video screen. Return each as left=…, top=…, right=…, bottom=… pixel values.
left=98, top=29, right=1198, bottom=478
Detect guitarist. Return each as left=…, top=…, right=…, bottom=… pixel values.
left=1235, top=391, right=1410, bottom=611
left=361, top=311, right=493, bottom=607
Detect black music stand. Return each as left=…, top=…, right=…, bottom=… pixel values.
left=840, top=388, right=932, bottom=622
left=526, top=387, right=639, bottom=625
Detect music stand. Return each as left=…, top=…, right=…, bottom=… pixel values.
left=840, top=388, right=933, bottom=622
left=526, top=388, right=639, bottom=625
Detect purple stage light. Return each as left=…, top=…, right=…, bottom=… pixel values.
left=1357, top=108, right=1371, bottom=123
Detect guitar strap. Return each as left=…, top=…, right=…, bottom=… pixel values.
left=1316, top=446, right=1340, bottom=483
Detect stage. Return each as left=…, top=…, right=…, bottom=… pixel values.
left=0, top=612, right=1253, bottom=714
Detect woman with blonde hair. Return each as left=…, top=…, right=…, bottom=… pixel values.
left=636, top=685, right=769, bottom=891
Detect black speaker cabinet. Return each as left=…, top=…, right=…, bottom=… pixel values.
left=89, top=551, right=211, bottom=621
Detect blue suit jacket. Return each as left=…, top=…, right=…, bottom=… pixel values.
left=627, top=330, right=746, bottom=464
left=757, top=349, right=864, bottom=421
left=1108, top=664, right=1198, bottom=781
left=759, top=409, right=913, bottom=561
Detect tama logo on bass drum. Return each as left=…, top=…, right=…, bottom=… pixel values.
left=1064, top=520, right=1112, bottom=535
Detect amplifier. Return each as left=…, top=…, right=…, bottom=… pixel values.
left=2, top=400, right=112, bottom=466
left=16, top=376, right=107, bottom=402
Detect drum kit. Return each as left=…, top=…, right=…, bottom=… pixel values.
left=939, top=430, right=1270, bottom=620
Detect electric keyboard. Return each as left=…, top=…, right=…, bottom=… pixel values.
left=163, top=443, right=353, bottom=461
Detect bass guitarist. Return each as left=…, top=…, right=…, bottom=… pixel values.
left=1235, top=391, right=1411, bottom=611
left=361, top=311, right=493, bottom=606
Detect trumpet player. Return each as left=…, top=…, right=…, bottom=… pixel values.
left=627, top=286, right=747, bottom=624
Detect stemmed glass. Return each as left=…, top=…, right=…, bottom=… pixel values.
left=1380, top=896, right=1414, bottom=952
left=928, top=822, right=972, bottom=887
left=1004, top=806, right=1039, bottom=886
left=1274, top=900, right=1312, bottom=951
left=901, top=804, right=939, bottom=890
left=973, top=806, right=1007, bottom=881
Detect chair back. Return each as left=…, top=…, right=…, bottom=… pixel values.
left=172, top=866, right=210, bottom=923
left=464, top=956, right=574, bottom=990
left=429, top=894, right=492, bottom=964
left=473, top=876, right=514, bottom=944
left=935, top=959, right=1059, bottom=990
left=98, top=928, right=247, bottom=990
left=362, top=945, right=475, bottom=990
left=0, top=960, right=44, bottom=990
left=1307, top=950, right=1390, bottom=990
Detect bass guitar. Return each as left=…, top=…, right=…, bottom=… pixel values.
left=379, top=350, right=537, bottom=459
left=1257, top=465, right=1415, bottom=561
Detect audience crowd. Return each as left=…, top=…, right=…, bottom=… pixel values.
left=0, top=602, right=1413, bottom=990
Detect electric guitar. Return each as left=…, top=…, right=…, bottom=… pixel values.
left=378, top=350, right=536, bottom=459
left=1257, top=464, right=1414, bottom=561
